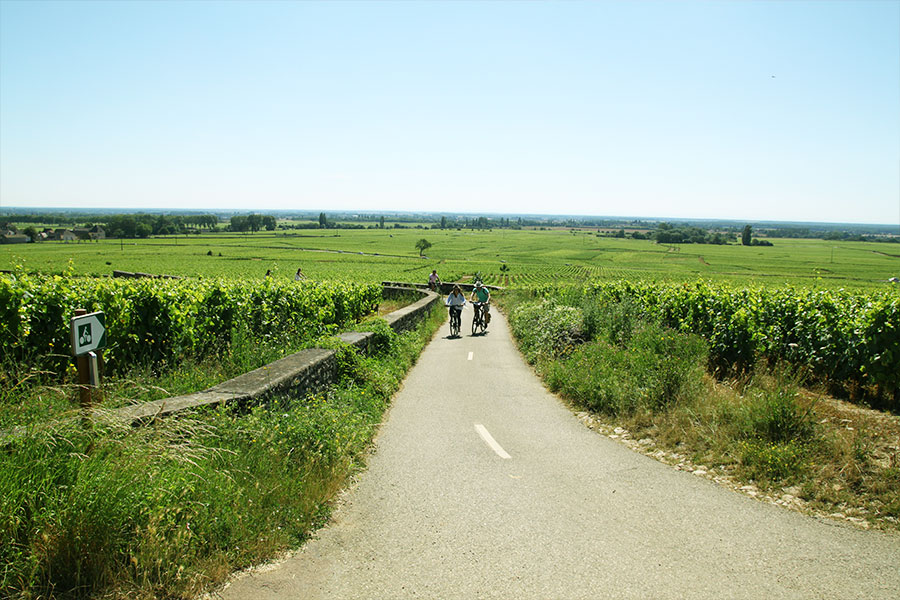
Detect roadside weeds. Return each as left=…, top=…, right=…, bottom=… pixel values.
left=501, top=292, right=900, bottom=534
left=570, top=380, right=900, bottom=533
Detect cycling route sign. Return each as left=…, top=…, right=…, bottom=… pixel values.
left=71, top=311, right=107, bottom=356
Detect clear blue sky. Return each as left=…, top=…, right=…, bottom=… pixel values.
left=1, top=0, right=898, bottom=224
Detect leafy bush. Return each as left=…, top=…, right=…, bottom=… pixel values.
left=542, top=319, right=707, bottom=415
left=738, top=385, right=816, bottom=444
left=508, top=299, right=584, bottom=362
left=580, top=297, right=647, bottom=348
left=355, top=317, right=399, bottom=356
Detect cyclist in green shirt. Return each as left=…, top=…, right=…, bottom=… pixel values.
left=470, top=282, right=491, bottom=325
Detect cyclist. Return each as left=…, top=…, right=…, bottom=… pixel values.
left=428, top=269, right=441, bottom=292
left=470, top=281, right=491, bottom=326
left=445, top=284, right=466, bottom=334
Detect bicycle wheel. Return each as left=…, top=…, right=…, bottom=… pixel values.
left=450, top=314, right=459, bottom=337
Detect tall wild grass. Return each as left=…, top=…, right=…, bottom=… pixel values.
left=1, top=309, right=443, bottom=599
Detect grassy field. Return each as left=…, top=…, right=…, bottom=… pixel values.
left=3, top=228, right=899, bottom=290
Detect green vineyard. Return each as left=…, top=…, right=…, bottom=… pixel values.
left=524, top=281, right=899, bottom=406
left=0, top=272, right=380, bottom=379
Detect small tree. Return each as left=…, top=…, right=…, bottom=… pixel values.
left=230, top=215, right=249, bottom=232
left=136, top=223, right=152, bottom=238
left=415, top=238, right=432, bottom=256
left=742, top=225, right=752, bottom=246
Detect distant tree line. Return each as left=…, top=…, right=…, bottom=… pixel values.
left=433, top=216, right=523, bottom=230
left=0, top=213, right=79, bottom=226
left=821, top=233, right=899, bottom=243
left=762, top=227, right=898, bottom=243
left=3, top=209, right=896, bottom=242
left=0, top=213, right=222, bottom=238
left=652, top=223, right=736, bottom=245
left=228, top=214, right=277, bottom=232
left=105, top=214, right=219, bottom=238
left=274, top=213, right=367, bottom=230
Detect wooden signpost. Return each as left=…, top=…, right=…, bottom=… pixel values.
left=71, top=309, right=106, bottom=411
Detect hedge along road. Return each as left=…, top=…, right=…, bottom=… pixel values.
left=214, top=303, right=900, bottom=600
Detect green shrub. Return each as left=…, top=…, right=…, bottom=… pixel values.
left=509, top=299, right=584, bottom=362
left=738, top=384, right=816, bottom=444
left=355, top=317, right=399, bottom=356
left=580, top=297, right=646, bottom=347
left=545, top=340, right=632, bottom=414
left=544, top=320, right=706, bottom=415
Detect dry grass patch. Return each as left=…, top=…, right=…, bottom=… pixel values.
left=583, top=376, right=900, bottom=532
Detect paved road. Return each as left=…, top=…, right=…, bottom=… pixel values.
left=216, top=304, right=900, bottom=599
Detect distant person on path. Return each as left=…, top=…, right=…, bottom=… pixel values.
left=470, top=281, right=491, bottom=324
left=445, top=285, right=466, bottom=333
left=428, top=269, right=441, bottom=292
left=294, top=267, right=305, bottom=281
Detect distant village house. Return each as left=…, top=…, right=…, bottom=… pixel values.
left=74, top=226, right=105, bottom=241
left=46, top=226, right=105, bottom=242
left=55, top=229, right=78, bottom=242
left=1, top=230, right=30, bottom=244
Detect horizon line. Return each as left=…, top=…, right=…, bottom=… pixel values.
left=0, top=206, right=898, bottom=230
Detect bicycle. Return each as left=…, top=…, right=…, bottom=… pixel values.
left=471, top=302, right=488, bottom=336
left=448, top=305, right=462, bottom=337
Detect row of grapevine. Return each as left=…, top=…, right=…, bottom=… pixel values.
left=525, top=281, right=899, bottom=403
left=0, top=273, right=381, bottom=376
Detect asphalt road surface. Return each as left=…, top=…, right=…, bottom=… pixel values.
left=215, top=304, right=900, bottom=599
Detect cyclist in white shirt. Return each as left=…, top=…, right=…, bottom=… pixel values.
left=428, top=270, right=441, bottom=292
left=445, top=284, right=466, bottom=333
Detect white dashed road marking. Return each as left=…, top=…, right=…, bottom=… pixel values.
left=467, top=351, right=474, bottom=361
left=475, top=424, right=512, bottom=459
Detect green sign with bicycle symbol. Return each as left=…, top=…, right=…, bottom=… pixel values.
left=70, top=311, right=107, bottom=356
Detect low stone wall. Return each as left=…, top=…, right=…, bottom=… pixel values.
left=113, top=286, right=441, bottom=424
left=381, top=286, right=442, bottom=332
